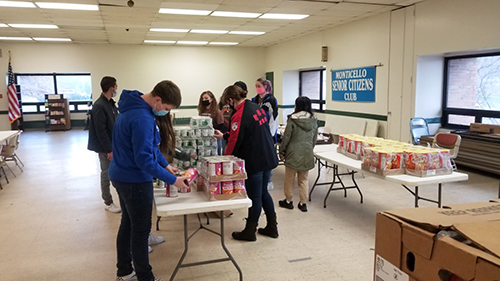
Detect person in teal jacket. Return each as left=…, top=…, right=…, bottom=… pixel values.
left=109, top=80, right=188, bottom=281
left=278, top=96, right=318, bottom=212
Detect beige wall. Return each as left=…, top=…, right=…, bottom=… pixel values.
left=266, top=0, right=500, bottom=142
left=0, top=43, right=266, bottom=129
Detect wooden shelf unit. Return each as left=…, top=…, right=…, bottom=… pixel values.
left=45, top=95, right=71, bottom=132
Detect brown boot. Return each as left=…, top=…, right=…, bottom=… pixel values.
left=232, top=221, right=257, bottom=241
left=257, top=214, right=278, bottom=238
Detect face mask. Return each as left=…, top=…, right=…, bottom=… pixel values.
left=153, top=109, right=169, bottom=116
left=256, top=87, right=266, bottom=95
left=201, top=100, right=210, bottom=107
left=112, top=89, right=118, bottom=98
left=152, top=101, right=169, bottom=116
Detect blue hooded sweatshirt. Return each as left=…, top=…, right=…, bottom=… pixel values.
left=109, top=90, right=176, bottom=185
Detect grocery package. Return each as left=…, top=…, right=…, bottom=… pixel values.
left=361, top=146, right=405, bottom=176
left=197, top=156, right=248, bottom=201
left=352, top=135, right=452, bottom=177
left=404, top=147, right=452, bottom=177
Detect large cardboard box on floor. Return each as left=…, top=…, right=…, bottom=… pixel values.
left=374, top=201, right=500, bottom=281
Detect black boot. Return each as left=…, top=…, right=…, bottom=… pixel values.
left=257, top=214, right=279, bottom=238
left=232, top=221, right=257, bottom=241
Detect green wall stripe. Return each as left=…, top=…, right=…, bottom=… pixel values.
left=178, top=105, right=197, bottom=109
left=0, top=110, right=7, bottom=114
left=279, top=105, right=294, bottom=109
left=322, top=109, right=387, bottom=121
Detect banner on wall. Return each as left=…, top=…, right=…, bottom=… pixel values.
left=331, top=66, right=376, bottom=102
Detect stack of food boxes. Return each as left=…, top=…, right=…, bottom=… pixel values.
left=197, top=156, right=248, bottom=200
left=173, top=116, right=218, bottom=169
left=338, top=134, right=453, bottom=177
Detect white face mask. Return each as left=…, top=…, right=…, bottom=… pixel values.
left=112, top=89, right=118, bottom=98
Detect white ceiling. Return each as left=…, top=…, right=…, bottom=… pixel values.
left=0, top=0, right=423, bottom=47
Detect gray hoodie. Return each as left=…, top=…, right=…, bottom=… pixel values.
left=279, top=111, right=318, bottom=170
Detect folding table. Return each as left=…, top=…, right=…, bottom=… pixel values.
left=310, top=144, right=469, bottom=207
left=153, top=189, right=252, bottom=281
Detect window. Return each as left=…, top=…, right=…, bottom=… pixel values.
left=443, top=53, right=500, bottom=128
left=15, top=73, right=92, bottom=114
left=299, top=68, right=326, bottom=111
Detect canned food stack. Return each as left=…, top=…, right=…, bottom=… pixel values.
left=173, top=116, right=218, bottom=170
left=197, top=156, right=248, bottom=201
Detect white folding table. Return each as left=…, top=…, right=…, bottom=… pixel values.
left=311, top=144, right=469, bottom=208
left=153, top=189, right=252, bottom=281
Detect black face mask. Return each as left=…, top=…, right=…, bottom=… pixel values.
left=202, top=100, right=210, bottom=107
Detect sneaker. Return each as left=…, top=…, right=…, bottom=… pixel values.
left=298, top=202, right=308, bottom=212
left=148, top=246, right=153, bottom=253
left=279, top=199, right=294, bottom=210
left=116, top=271, right=136, bottom=281
left=105, top=203, right=121, bottom=213
left=153, top=278, right=163, bottom=281
left=267, top=182, right=274, bottom=190
left=148, top=233, right=164, bottom=246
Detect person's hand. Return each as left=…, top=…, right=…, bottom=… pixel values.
left=213, top=129, right=223, bottom=140
left=166, top=164, right=179, bottom=174
left=173, top=176, right=190, bottom=190
left=107, top=152, right=113, bottom=160
left=281, top=155, right=285, bottom=161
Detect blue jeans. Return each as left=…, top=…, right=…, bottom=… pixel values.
left=245, top=170, right=275, bottom=223
left=112, top=180, right=154, bottom=281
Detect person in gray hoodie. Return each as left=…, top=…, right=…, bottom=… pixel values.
left=278, top=96, right=318, bottom=212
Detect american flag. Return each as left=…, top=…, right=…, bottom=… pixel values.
left=7, top=55, right=21, bottom=123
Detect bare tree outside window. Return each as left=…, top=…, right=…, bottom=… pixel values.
left=445, top=53, right=500, bottom=127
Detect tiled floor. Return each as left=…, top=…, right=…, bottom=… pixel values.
left=0, top=130, right=498, bottom=281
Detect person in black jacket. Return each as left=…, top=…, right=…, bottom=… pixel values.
left=214, top=85, right=279, bottom=241
left=87, top=76, right=120, bottom=213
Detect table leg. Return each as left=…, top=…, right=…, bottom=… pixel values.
left=351, top=170, right=363, bottom=203
left=170, top=215, right=189, bottom=281
left=219, top=211, right=243, bottom=281
left=156, top=215, right=161, bottom=231
left=438, top=183, right=442, bottom=208
left=415, top=186, right=419, bottom=208
left=309, top=158, right=323, bottom=201
left=323, top=164, right=338, bottom=208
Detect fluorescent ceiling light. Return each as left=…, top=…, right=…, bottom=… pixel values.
left=0, top=36, right=32, bottom=40
left=0, top=23, right=8, bottom=27
left=9, top=24, right=58, bottom=29
left=211, top=11, right=260, bottom=18
left=150, top=28, right=189, bottom=33
left=190, top=29, right=227, bottom=34
left=33, top=37, right=71, bottom=41
left=35, top=2, right=98, bottom=11
left=209, top=42, right=238, bottom=46
left=0, top=1, right=35, bottom=8
left=159, top=8, right=211, bottom=16
left=176, top=41, right=208, bottom=45
left=260, top=13, right=309, bottom=20
left=229, top=31, right=265, bottom=35
left=144, top=40, right=176, bottom=44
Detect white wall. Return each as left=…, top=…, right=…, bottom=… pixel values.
left=266, top=0, right=500, bottom=142
left=267, top=13, right=390, bottom=137
left=0, top=43, right=266, bottom=129
left=415, top=55, right=444, bottom=134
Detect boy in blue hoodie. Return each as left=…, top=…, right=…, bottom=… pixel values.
left=109, top=80, right=188, bottom=281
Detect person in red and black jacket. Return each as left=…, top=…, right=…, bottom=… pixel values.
left=214, top=85, right=279, bottom=241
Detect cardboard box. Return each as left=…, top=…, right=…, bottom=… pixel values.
left=374, top=201, right=500, bottom=281
left=470, top=123, right=500, bottom=134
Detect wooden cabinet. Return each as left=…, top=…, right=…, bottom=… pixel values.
left=45, top=95, right=71, bottom=132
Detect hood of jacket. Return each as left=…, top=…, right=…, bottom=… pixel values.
left=117, top=90, right=151, bottom=113
left=289, top=111, right=316, bottom=131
